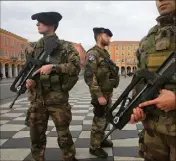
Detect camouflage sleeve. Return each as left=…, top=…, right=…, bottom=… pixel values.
left=135, top=36, right=148, bottom=71
left=56, top=42, right=81, bottom=75
left=132, top=37, right=147, bottom=98
left=24, top=45, right=34, bottom=60
left=85, top=51, right=103, bottom=98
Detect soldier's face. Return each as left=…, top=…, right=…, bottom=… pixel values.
left=36, top=22, right=50, bottom=34
left=100, top=33, right=111, bottom=46
left=156, top=0, right=176, bottom=16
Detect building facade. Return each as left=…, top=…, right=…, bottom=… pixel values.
left=107, top=41, right=139, bottom=75
left=0, top=28, right=29, bottom=78
left=0, top=28, right=86, bottom=79
left=72, top=42, right=86, bottom=73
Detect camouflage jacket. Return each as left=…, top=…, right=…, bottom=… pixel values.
left=25, top=33, right=81, bottom=105
left=84, top=45, right=119, bottom=98
left=135, top=12, right=176, bottom=136
left=135, top=12, right=176, bottom=91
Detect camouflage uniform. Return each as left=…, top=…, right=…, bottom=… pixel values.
left=135, top=12, right=176, bottom=161
left=26, top=34, right=80, bottom=161
left=84, top=45, right=119, bottom=152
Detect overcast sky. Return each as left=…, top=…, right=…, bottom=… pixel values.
left=1, top=1, right=159, bottom=50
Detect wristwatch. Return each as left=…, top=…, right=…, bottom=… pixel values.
left=51, top=64, right=57, bottom=72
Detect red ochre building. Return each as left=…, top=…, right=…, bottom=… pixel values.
left=0, top=28, right=86, bottom=78
left=107, top=41, right=139, bottom=75
left=0, top=28, right=29, bottom=78
left=71, top=42, right=86, bottom=70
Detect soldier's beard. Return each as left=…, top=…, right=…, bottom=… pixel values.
left=101, top=40, right=109, bottom=47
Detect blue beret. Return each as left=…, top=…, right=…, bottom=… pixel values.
left=31, top=12, right=62, bottom=25
left=93, top=27, right=113, bottom=37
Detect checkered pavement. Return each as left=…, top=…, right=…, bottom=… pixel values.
left=0, top=79, right=144, bottom=161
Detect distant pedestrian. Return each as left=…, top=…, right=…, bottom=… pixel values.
left=0, top=72, right=3, bottom=80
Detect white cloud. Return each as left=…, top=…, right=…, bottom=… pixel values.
left=1, top=1, right=159, bottom=50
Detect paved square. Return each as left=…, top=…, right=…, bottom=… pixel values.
left=0, top=78, right=144, bottom=161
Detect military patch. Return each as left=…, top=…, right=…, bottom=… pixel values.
left=88, top=55, right=95, bottom=61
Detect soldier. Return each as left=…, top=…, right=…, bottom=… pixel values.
left=130, top=0, right=176, bottom=160
left=25, top=12, right=80, bottom=161
left=84, top=27, right=120, bottom=158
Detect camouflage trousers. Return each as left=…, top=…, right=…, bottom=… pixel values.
left=138, top=129, right=145, bottom=158
left=27, top=102, right=76, bottom=161
left=141, top=130, right=176, bottom=161
left=90, top=93, right=112, bottom=150
left=138, top=113, right=176, bottom=161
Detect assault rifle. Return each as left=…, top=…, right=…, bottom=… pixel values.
left=102, top=51, right=176, bottom=142
left=9, top=36, right=58, bottom=108
left=104, top=57, right=119, bottom=77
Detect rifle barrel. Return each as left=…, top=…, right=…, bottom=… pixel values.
left=101, top=126, right=116, bottom=143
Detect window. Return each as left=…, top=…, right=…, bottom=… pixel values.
left=128, top=46, right=130, bottom=50
left=4, top=37, right=8, bottom=46
left=11, top=51, right=14, bottom=57
left=134, top=58, right=138, bottom=64
left=122, top=52, right=124, bottom=55
left=21, top=53, right=25, bottom=60
left=4, top=50, right=8, bottom=55
left=116, top=45, right=118, bottom=50
left=116, top=59, right=119, bottom=62
left=128, top=52, right=130, bottom=55
left=122, top=59, right=124, bottom=62
left=122, top=46, right=125, bottom=50
left=116, top=52, right=119, bottom=55
left=11, top=40, right=15, bottom=47
left=21, top=44, right=25, bottom=49
left=16, top=42, right=19, bottom=48
left=133, top=45, right=137, bottom=50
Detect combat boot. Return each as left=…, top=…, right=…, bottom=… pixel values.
left=101, top=139, right=113, bottom=147
left=89, top=148, right=108, bottom=158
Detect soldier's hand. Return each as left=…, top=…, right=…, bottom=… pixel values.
left=33, top=64, right=52, bottom=76
left=26, top=79, right=36, bottom=89
left=139, top=89, right=176, bottom=112
left=130, top=107, right=146, bottom=124
left=98, top=97, right=107, bottom=105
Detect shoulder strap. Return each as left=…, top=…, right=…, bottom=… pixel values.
left=143, top=25, right=159, bottom=49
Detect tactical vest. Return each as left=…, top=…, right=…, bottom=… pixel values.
left=85, top=46, right=119, bottom=92
left=33, top=38, right=78, bottom=93
left=139, top=24, right=176, bottom=92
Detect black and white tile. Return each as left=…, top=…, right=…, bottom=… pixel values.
left=0, top=78, right=144, bottom=161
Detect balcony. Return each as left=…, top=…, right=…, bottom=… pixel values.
left=11, top=56, right=18, bottom=60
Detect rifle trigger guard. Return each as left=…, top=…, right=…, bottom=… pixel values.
left=17, top=86, right=21, bottom=91
left=113, top=116, right=119, bottom=124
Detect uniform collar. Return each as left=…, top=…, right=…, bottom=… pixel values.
left=43, top=32, right=57, bottom=38
left=156, top=12, right=176, bottom=27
